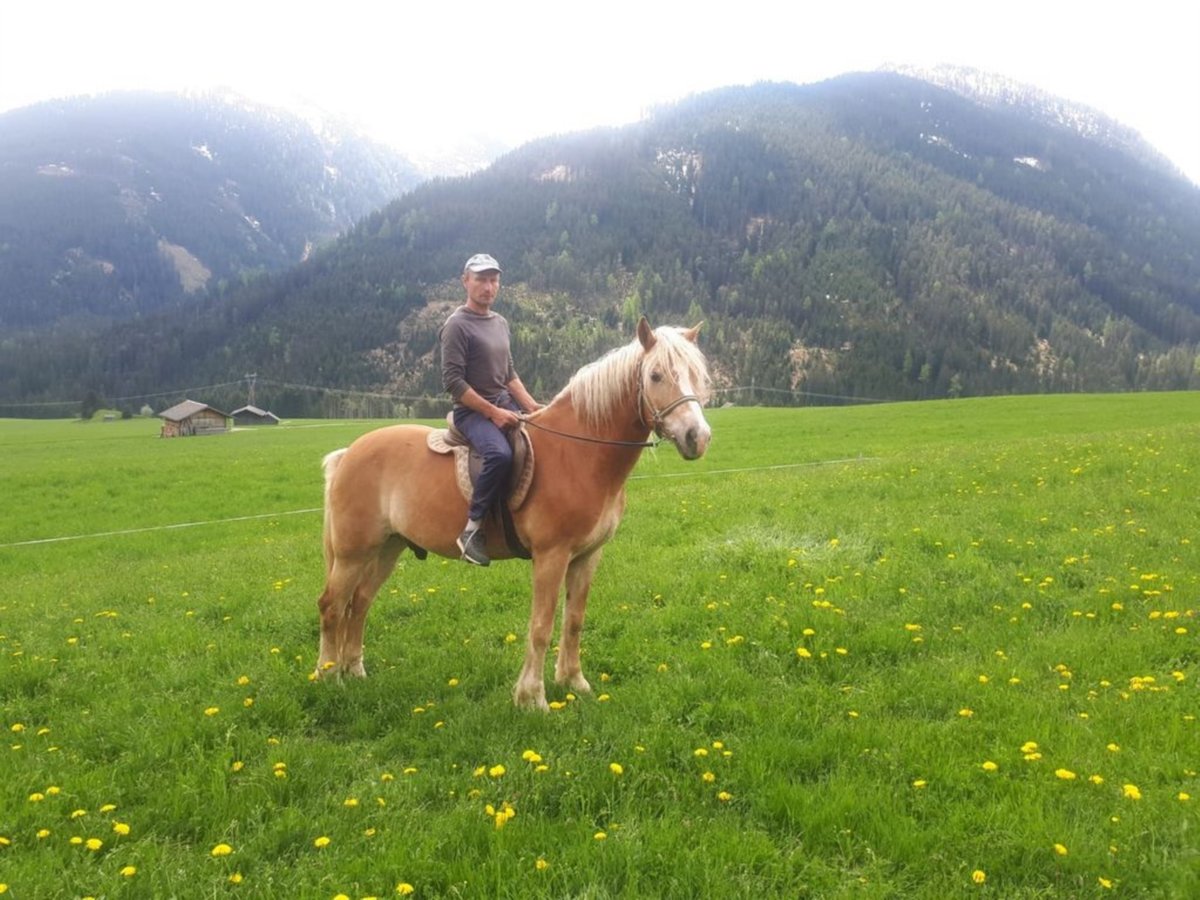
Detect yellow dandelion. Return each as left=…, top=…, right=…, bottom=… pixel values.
left=488, top=764, right=506, bottom=778
left=1089, top=774, right=1105, bottom=785
left=1055, top=768, right=1077, bottom=780
left=609, top=762, right=623, bottom=776
left=1122, top=784, right=1142, bottom=800
left=85, top=838, right=103, bottom=851
left=536, top=858, right=550, bottom=871
left=1054, top=843, right=1068, bottom=856
left=971, top=870, right=986, bottom=884
left=228, top=873, right=243, bottom=884
left=594, top=831, right=607, bottom=841
left=1098, top=876, right=1113, bottom=889
left=912, top=779, right=928, bottom=789
left=702, top=771, right=716, bottom=783
left=717, top=791, right=733, bottom=802
left=396, top=883, right=415, bottom=895
left=70, top=809, right=87, bottom=819
left=120, top=865, right=137, bottom=877
left=204, top=707, right=220, bottom=717
left=1106, top=743, right=1121, bottom=753
left=99, top=804, right=116, bottom=813
left=522, top=750, right=543, bottom=764
left=958, top=708, right=974, bottom=718
left=36, top=829, right=50, bottom=839
left=28, top=792, right=45, bottom=802
left=981, top=761, right=998, bottom=772
left=113, top=822, right=130, bottom=836
left=343, top=797, right=359, bottom=808
left=211, top=843, right=234, bottom=857
left=1179, top=792, right=1192, bottom=802
left=313, top=835, right=330, bottom=849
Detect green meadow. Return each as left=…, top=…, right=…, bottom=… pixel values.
left=1, top=394, right=1197, bottom=898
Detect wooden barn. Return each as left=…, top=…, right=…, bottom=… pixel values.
left=157, top=399, right=231, bottom=437
left=231, top=405, right=280, bottom=426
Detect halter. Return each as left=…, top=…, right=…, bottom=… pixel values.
left=635, top=360, right=702, bottom=437
left=520, top=361, right=701, bottom=448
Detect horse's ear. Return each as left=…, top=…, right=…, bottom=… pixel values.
left=682, top=321, right=704, bottom=343
left=637, top=316, right=656, bottom=351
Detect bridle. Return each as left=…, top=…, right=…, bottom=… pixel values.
left=520, top=361, right=701, bottom=449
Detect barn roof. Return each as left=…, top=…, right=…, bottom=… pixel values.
left=158, top=399, right=230, bottom=421
left=231, top=405, right=278, bottom=420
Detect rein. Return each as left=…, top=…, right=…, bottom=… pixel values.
left=520, top=416, right=661, bottom=448
left=520, top=362, right=700, bottom=449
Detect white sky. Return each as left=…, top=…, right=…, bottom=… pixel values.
left=2, top=0, right=1198, bottom=184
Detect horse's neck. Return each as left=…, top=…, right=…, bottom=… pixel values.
left=537, top=390, right=650, bottom=476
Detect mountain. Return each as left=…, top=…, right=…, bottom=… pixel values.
left=0, top=91, right=423, bottom=329
left=2, top=71, right=1199, bottom=416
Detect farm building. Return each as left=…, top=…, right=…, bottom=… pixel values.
left=157, top=399, right=231, bottom=437
left=231, top=405, right=280, bottom=426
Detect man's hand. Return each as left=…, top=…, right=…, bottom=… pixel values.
left=489, top=406, right=523, bottom=429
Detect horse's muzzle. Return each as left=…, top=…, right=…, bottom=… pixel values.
left=676, top=419, right=712, bottom=459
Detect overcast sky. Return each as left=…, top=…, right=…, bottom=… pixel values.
left=2, top=1, right=1197, bottom=184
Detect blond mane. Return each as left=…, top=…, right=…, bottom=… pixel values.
left=552, top=326, right=711, bottom=429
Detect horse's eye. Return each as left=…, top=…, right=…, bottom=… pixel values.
left=650, top=370, right=663, bottom=383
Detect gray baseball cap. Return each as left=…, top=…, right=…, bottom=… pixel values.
left=463, top=253, right=502, bottom=273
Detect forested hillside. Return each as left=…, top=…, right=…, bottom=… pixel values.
left=2, top=73, right=1198, bottom=416
left=0, top=91, right=421, bottom=330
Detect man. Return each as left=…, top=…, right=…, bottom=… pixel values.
left=440, top=253, right=541, bottom=566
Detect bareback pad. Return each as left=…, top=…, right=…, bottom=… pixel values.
left=425, top=414, right=535, bottom=512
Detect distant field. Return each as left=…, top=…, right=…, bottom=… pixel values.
left=1, top=395, right=1197, bottom=898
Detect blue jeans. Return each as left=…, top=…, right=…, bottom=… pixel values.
left=453, top=393, right=521, bottom=524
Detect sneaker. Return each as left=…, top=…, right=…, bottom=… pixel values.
left=456, top=528, right=490, bottom=566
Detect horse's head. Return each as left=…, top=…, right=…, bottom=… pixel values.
left=637, top=317, right=712, bottom=459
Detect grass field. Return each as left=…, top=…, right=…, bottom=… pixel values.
left=1, top=394, right=1197, bottom=898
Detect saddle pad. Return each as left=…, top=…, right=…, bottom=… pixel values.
left=426, top=424, right=534, bottom=511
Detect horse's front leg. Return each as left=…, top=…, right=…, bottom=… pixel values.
left=555, top=547, right=602, bottom=694
left=514, top=549, right=569, bottom=710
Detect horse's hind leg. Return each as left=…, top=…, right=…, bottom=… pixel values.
left=555, top=548, right=602, bottom=694
left=340, top=536, right=405, bottom=678
left=315, top=555, right=370, bottom=677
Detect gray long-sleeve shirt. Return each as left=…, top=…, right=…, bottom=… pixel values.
left=439, top=307, right=517, bottom=405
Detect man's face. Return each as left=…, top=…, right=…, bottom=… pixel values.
left=463, top=270, right=501, bottom=311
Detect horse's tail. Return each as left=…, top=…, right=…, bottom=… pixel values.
left=321, top=449, right=348, bottom=573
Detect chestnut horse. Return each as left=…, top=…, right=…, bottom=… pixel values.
left=314, top=317, right=712, bottom=709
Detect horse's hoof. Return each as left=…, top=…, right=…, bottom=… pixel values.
left=513, top=683, right=548, bottom=711
left=556, top=672, right=592, bottom=695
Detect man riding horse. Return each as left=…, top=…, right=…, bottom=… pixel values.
left=438, top=253, right=542, bottom=566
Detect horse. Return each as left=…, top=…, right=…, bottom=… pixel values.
left=314, top=317, right=712, bottom=710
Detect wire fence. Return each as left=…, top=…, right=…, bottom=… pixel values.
left=0, top=377, right=888, bottom=420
